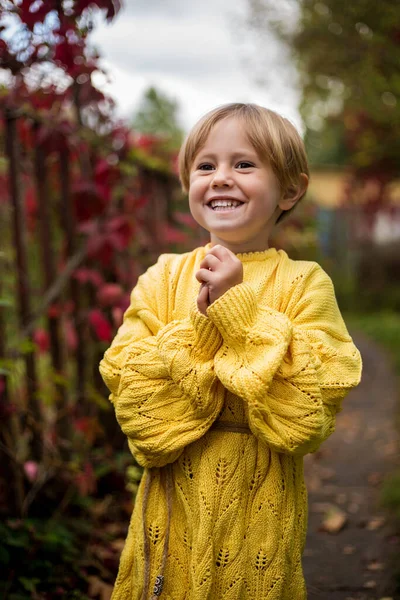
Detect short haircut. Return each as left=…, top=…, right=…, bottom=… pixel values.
left=178, top=103, right=309, bottom=223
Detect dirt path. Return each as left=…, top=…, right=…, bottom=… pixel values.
left=303, top=331, right=400, bottom=600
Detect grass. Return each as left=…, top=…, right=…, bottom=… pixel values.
left=345, top=310, right=400, bottom=373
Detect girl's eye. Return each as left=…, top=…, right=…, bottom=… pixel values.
left=198, top=163, right=214, bottom=171
left=236, top=161, right=254, bottom=169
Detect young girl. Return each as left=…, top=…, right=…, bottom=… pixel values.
left=99, top=103, right=362, bottom=600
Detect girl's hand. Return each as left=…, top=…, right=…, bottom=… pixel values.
left=196, top=245, right=243, bottom=315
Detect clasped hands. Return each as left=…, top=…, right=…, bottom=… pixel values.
left=196, top=245, right=243, bottom=316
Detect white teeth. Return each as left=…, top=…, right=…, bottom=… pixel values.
left=209, top=199, right=242, bottom=209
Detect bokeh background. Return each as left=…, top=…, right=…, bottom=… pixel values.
left=1, top=1, right=399, bottom=598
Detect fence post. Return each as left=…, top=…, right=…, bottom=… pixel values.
left=4, top=110, right=43, bottom=462
left=59, top=145, right=87, bottom=407
left=0, top=262, right=25, bottom=515
left=33, top=122, right=72, bottom=455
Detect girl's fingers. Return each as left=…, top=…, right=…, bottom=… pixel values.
left=207, top=244, right=235, bottom=262
left=197, top=283, right=209, bottom=315
left=195, top=268, right=215, bottom=283
left=199, top=253, right=221, bottom=271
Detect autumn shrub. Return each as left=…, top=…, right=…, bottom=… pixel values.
left=0, top=1, right=194, bottom=597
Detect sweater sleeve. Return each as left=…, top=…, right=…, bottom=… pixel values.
left=207, top=264, right=362, bottom=456
left=99, top=255, right=225, bottom=468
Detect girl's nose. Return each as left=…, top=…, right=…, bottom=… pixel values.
left=211, top=167, right=232, bottom=188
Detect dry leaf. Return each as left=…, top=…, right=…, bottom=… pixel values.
left=348, top=502, right=360, bottom=514
left=305, top=471, right=322, bottom=492
left=367, top=516, right=385, bottom=531
left=91, top=497, right=113, bottom=518
left=311, top=502, right=333, bottom=513
left=336, top=493, right=347, bottom=505
left=104, top=523, right=126, bottom=536
left=110, top=538, right=126, bottom=552
left=319, top=466, right=336, bottom=480
left=368, top=472, right=383, bottom=485
left=367, top=561, right=384, bottom=571
left=364, top=580, right=377, bottom=589
left=343, top=545, right=356, bottom=555
left=319, top=505, right=347, bottom=534
left=88, top=576, right=113, bottom=600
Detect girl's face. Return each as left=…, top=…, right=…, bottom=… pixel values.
left=188, top=116, right=284, bottom=253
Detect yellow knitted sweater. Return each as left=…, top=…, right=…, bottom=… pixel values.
left=99, top=244, right=362, bottom=600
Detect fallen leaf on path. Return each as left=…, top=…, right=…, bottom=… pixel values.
left=319, top=505, right=347, bottom=534
left=110, top=538, right=126, bottom=552
left=383, top=440, right=397, bottom=456
left=367, top=560, right=384, bottom=571
left=348, top=502, right=360, bottom=514
left=368, top=472, right=383, bottom=485
left=364, top=580, right=377, bottom=589
left=366, top=516, right=385, bottom=530
left=88, top=576, right=113, bottom=600
left=305, top=472, right=322, bottom=492
left=343, top=545, right=356, bottom=555
left=91, top=497, right=113, bottom=517
left=319, top=466, right=336, bottom=480
left=104, top=523, right=126, bottom=536
left=311, top=502, right=332, bottom=513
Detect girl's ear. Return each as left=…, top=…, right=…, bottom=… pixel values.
left=278, top=173, right=309, bottom=212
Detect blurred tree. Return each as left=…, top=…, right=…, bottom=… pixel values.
left=132, top=86, right=184, bottom=149
left=246, top=0, right=400, bottom=179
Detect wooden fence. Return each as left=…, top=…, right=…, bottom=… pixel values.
left=0, top=108, right=182, bottom=514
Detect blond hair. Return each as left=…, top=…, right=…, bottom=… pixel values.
left=178, top=103, right=309, bottom=223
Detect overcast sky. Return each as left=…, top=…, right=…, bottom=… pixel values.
left=90, top=0, right=302, bottom=134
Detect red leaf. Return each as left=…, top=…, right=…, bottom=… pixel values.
left=48, top=304, right=62, bottom=318
left=73, top=268, right=104, bottom=286
left=73, top=180, right=108, bottom=221
left=173, top=212, right=198, bottom=229
left=123, top=192, right=148, bottom=212
left=108, top=216, right=134, bottom=249
left=54, top=39, right=84, bottom=74
left=111, top=307, right=124, bottom=328
left=33, top=328, right=50, bottom=353
left=88, top=309, right=112, bottom=341
left=164, top=226, right=188, bottom=244
left=75, top=462, right=96, bottom=496
left=74, top=417, right=103, bottom=444
left=19, top=0, right=55, bottom=31
left=97, top=283, right=124, bottom=307
left=95, top=158, right=120, bottom=187
left=95, top=242, right=114, bottom=266
left=64, top=318, right=78, bottom=351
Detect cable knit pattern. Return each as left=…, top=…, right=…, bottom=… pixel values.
left=99, top=244, right=362, bottom=600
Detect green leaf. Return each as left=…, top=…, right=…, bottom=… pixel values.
left=0, top=298, right=13, bottom=307
left=19, top=577, right=39, bottom=592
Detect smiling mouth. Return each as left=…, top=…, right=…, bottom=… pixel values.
left=207, top=199, right=244, bottom=211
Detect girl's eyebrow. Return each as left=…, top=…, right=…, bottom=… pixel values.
left=195, top=150, right=259, bottom=161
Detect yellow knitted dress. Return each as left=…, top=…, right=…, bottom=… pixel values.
left=99, top=244, right=362, bottom=600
